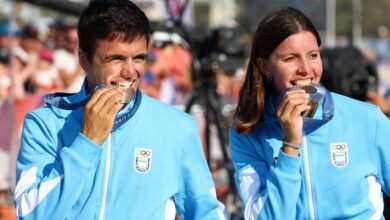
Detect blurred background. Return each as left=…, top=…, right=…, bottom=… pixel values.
left=1, top=0, right=390, bottom=219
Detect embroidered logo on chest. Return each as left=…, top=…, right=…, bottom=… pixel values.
left=134, top=148, right=152, bottom=173
left=329, top=142, right=348, bottom=168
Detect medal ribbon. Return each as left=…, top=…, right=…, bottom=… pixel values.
left=43, top=84, right=141, bottom=131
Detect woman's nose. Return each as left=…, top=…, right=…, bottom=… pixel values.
left=297, top=58, right=311, bottom=75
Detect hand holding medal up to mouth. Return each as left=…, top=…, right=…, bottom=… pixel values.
left=277, top=86, right=310, bottom=155
left=110, top=80, right=136, bottom=104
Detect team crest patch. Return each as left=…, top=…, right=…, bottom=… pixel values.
left=330, top=142, right=348, bottom=168
left=134, top=148, right=152, bottom=173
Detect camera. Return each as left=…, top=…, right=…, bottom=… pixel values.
left=321, top=46, right=378, bottom=101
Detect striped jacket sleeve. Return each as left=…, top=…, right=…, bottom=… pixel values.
left=374, top=108, right=390, bottom=196
left=14, top=112, right=102, bottom=220
left=173, top=118, right=227, bottom=219
left=229, top=128, right=303, bottom=220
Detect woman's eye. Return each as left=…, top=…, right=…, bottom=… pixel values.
left=309, top=53, right=319, bottom=59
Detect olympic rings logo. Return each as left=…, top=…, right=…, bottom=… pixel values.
left=137, top=150, right=151, bottom=156
left=332, top=144, right=346, bottom=151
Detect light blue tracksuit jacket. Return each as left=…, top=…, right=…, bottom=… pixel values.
left=14, top=82, right=226, bottom=220
left=230, top=89, right=390, bottom=219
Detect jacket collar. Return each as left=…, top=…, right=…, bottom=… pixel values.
left=43, top=78, right=142, bottom=131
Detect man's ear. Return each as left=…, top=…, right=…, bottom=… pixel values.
left=256, top=57, right=270, bottom=78
left=78, top=50, right=89, bottom=72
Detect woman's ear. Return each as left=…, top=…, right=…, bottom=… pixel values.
left=78, top=50, right=89, bottom=72
left=256, top=57, right=270, bottom=78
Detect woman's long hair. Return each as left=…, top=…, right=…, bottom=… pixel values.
left=232, top=7, right=321, bottom=134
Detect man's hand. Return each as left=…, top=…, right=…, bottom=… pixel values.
left=82, top=87, right=124, bottom=145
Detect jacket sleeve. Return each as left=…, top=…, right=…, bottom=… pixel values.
left=374, top=108, right=390, bottom=196
left=229, top=128, right=303, bottom=220
left=14, top=111, right=102, bottom=220
left=174, top=119, right=227, bottom=220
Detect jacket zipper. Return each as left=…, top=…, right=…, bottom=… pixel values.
left=302, top=136, right=315, bottom=220
left=99, top=134, right=112, bottom=220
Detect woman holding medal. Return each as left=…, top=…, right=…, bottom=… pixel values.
left=230, top=7, right=390, bottom=219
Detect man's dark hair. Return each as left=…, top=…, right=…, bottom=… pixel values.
left=78, top=0, right=150, bottom=60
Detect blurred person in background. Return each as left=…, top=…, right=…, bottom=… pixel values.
left=369, top=25, right=390, bottom=65
left=366, top=26, right=390, bottom=110
left=14, top=0, right=226, bottom=219
left=161, top=44, right=194, bottom=105
left=53, top=25, right=84, bottom=93
left=44, top=20, right=65, bottom=50
left=139, top=49, right=160, bottom=99
left=0, top=53, right=12, bottom=188
left=18, top=26, right=43, bottom=95
left=230, top=7, right=390, bottom=219
left=147, top=44, right=177, bottom=104
left=321, top=46, right=390, bottom=118
left=145, top=38, right=193, bottom=105
left=9, top=46, right=30, bottom=101
left=0, top=53, right=11, bottom=101
left=215, top=61, right=247, bottom=106
left=0, top=41, right=17, bottom=220
left=31, top=49, right=62, bottom=94
left=0, top=19, right=22, bottom=55
left=0, top=21, right=37, bottom=100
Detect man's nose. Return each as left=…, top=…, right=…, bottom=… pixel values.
left=120, top=60, right=136, bottom=77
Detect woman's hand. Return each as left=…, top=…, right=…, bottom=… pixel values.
left=276, top=89, right=310, bottom=156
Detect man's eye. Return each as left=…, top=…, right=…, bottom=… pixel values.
left=283, top=56, right=295, bottom=62
left=103, top=56, right=121, bottom=62
left=134, top=55, right=147, bottom=63
left=111, top=56, right=123, bottom=61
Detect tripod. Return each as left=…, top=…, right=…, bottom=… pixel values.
left=184, top=60, right=243, bottom=219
